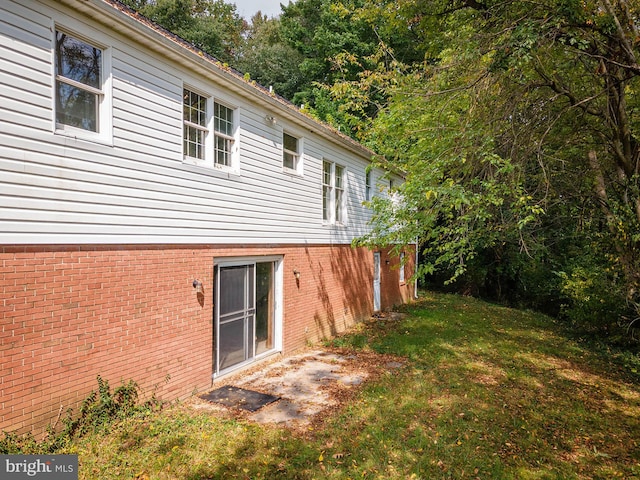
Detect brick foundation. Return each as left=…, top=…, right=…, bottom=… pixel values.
left=1, top=243, right=414, bottom=434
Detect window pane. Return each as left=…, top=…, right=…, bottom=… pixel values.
left=215, top=136, right=231, bottom=166
left=184, top=89, right=207, bottom=127
left=335, top=189, right=343, bottom=222
left=56, top=32, right=101, bottom=89
left=323, top=161, right=332, bottom=185
left=184, top=124, right=205, bottom=159
left=283, top=133, right=297, bottom=152
left=323, top=185, right=330, bottom=221
left=283, top=151, right=296, bottom=170
left=335, top=165, right=344, bottom=189
left=56, top=81, right=98, bottom=131
left=183, top=89, right=207, bottom=159
left=214, top=103, right=234, bottom=136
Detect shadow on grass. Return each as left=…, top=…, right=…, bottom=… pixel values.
left=74, top=292, right=640, bottom=479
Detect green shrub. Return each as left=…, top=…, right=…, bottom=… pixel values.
left=0, top=376, right=160, bottom=454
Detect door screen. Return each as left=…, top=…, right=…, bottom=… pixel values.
left=215, top=261, right=276, bottom=374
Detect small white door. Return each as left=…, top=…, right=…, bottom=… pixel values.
left=373, top=252, right=381, bottom=312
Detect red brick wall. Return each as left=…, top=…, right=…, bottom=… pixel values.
left=1, top=243, right=414, bottom=434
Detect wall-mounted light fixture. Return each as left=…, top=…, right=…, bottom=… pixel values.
left=192, top=279, right=204, bottom=294
left=265, top=114, right=277, bottom=126
left=293, top=269, right=301, bottom=280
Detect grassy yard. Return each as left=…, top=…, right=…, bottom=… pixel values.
left=57, top=292, right=640, bottom=478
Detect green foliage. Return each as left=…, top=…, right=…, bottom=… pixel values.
left=35, top=294, right=640, bottom=479
left=119, top=0, right=246, bottom=64
left=234, top=15, right=305, bottom=100
left=0, top=376, right=159, bottom=455
left=337, top=0, right=640, bottom=337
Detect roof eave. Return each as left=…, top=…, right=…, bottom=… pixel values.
left=56, top=0, right=377, bottom=160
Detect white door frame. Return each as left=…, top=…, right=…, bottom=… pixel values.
left=373, top=252, right=381, bottom=312
left=213, top=255, right=283, bottom=378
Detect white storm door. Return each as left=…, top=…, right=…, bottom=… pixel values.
left=215, top=264, right=255, bottom=373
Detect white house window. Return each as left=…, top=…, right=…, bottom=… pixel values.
left=55, top=31, right=103, bottom=133
left=183, top=89, right=208, bottom=160
left=214, top=102, right=234, bottom=168
left=335, top=165, right=345, bottom=224
left=399, top=252, right=406, bottom=283
left=283, top=132, right=300, bottom=172
left=322, top=160, right=346, bottom=224
left=365, top=169, right=372, bottom=201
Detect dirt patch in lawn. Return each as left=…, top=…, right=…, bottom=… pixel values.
left=189, top=347, right=405, bottom=430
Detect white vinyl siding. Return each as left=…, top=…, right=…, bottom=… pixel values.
left=0, top=0, right=395, bottom=246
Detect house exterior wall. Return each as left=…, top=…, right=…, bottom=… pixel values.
left=0, top=0, right=394, bottom=246
left=0, top=0, right=415, bottom=434
left=1, top=243, right=414, bottom=434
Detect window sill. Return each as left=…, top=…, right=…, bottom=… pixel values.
left=282, top=167, right=303, bottom=177
left=54, top=127, right=113, bottom=147
left=181, top=161, right=241, bottom=179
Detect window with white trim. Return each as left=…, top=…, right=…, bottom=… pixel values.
left=399, top=252, right=406, bottom=283
left=323, top=161, right=332, bottom=222
left=322, top=160, right=346, bottom=224
left=55, top=30, right=109, bottom=137
left=365, top=169, right=372, bottom=201
left=283, top=132, right=301, bottom=173
left=214, top=102, right=235, bottom=168
left=183, top=88, right=208, bottom=161
left=335, top=164, right=345, bottom=224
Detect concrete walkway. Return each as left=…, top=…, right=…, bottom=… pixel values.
left=190, top=347, right=404, bottom=428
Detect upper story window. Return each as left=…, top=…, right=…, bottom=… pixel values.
left=365, top=169, right=372, bottom=202
left=322, top=160, right=346, bottom=225
left=55, top=30, right=110, bottom=140
left=214, top=102, right=235, bottom=168
left=283, top=132, right=302, bottom=173
left=335, top=165, right=345, bottom=224
left=183, top=88, right=238, bottom=172
left=183, top=89, right=208, bottom=160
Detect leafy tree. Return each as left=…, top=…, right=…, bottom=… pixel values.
left=279, top=0, right=391, bottom=127
left=235, top=14, right=305, bottom=101
left=348, top=0, right=640, bottom=333
left=119, top=0, right=246, bottom=64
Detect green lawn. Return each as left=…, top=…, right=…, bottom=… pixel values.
left=63, top=292, right=640, bottom=478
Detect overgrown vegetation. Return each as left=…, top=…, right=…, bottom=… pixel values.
left=0, top=376, right=159, bottom=455
left=4, top=293, right=639, bottom=478
left=114, top=0, right=640, bottom=341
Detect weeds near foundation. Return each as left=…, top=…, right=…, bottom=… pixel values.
left=0, top=376, right=160, bottom=454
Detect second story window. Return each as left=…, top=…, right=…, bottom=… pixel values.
left=323, top=161, right=332, bottom=222
left=183, top=89, right=208, bottom=160
left=283, top=133, right=300, bottom=172
left=335, top=165, right=345, bottom=224
left=322, top=160, right=346, bottom=225
left=55, top=31, right=104, bottom=134
left=365, top=169, right=372, bottom=201
left=214, top=102, right=234, bottom=168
